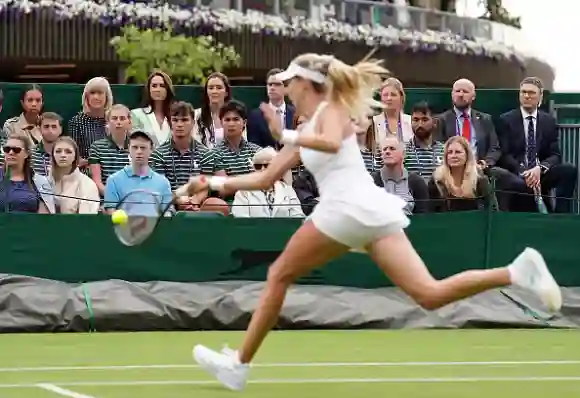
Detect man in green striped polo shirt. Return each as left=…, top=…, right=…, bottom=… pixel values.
left=211, top=100, right=261, bottom=177
left=4, top=112, right=64, bottom=176
left=151, top=101, right=215, bottom=211
left=89, top=104, right=131, bottom=196
left=210, top=100, right=261, bottom=201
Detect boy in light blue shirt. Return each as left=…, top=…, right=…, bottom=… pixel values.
left=104, top=129, right=173, bottom=215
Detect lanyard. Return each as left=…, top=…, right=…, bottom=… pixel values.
left=42, top=153, right=49, bottom=175
left=411, top=139, right=438, bottom=176
left=169, top=146, right=197, bottom=185
left=384, top=118, right=403, bottom=141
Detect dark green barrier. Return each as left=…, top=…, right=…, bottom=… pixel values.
left=1, top=211, right=578, bottom=287
left=0, top=83, right=554, bottom=129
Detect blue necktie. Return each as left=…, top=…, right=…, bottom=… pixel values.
left=526, top=116, right=536, bottom=168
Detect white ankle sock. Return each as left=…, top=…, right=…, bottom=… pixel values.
left=508, top=263, right=523, bottom=286
left=508, top=254, right=529, bottom=287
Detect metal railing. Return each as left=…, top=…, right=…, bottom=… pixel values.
left=177, top=0, right=536, bottom=56
left=551, top=102, right=580, bottom=213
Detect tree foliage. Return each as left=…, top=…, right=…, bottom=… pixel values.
left=478, top=0, right=521, bottom=29
left=110, top=26, right=241, bottom=84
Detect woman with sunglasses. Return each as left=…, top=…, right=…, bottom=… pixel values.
left=0, top=132, right=55, bottom=213
left=231, top=147, right=303, bottom=218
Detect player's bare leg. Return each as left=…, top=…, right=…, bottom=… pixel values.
left=192, top=221, right=349, bottom=391
left=366, top=231, right=561, bottom=312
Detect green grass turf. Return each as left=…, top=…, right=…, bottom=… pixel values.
left=0, top=330, right=579, bottom=397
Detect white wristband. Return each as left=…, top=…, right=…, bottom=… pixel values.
left=208, top=176, right=227, bottom=191
left=280, top=129, right=299, bottom=145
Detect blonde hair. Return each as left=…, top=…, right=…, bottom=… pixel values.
left=106, top=104, right=131, bottom=120
left=83, top=77, right=113, bottom=113
left=290, top=53, right=389, bottom=125
left=252, top=147, right=277, bottom=165
left=380, top=77, right=406, bottom=107
left=433, top=136, right=479, bottom=198
left=252, top=146, right=292, bottom=184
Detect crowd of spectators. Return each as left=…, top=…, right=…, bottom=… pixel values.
left=0, top=70, right=576, bottom=218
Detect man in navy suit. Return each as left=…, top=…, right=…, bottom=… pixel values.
left=496, top=77, right=577, bottom=212
left=247, top=68, right=295, bottom=149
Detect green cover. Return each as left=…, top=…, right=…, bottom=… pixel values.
left=1, top=211, right=578, bottom=287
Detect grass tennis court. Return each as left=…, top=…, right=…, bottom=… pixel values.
left=1, top=330, right=579, bottom=397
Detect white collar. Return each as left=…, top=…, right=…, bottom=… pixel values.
left=521, top=107, right=538, bottom=120
left=270, top=102, right=286, bottom=113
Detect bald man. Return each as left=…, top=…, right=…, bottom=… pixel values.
left=435, top=78, right=501, bottom=169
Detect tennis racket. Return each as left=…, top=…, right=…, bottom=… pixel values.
left=113, top=176, right=209, bottom=246
left=113, top=189, right=175, bottom=247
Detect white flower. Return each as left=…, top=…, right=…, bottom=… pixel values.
left=0, top=0, right=530, bottom=63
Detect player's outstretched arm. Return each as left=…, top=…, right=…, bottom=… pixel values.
left=176, top=145, right=300, bottom=194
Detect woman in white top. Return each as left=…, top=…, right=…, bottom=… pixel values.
left=130, top=70, right=174, bottom=147
left=232, top=147, right=304, bottom=218
left=50, top=136, right=100, bottom=214
left=192, top=72, right=231, bottom=149
left=372, top=77, right=413, bottom=147
left=185, top=54, right=562, bottom=391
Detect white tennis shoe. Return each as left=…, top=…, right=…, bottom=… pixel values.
left=192, top=344, right=249, bottom=391
left=508, top=247, right=562, bottom=313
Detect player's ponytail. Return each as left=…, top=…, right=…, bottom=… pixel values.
left=326, top=55, right=389, bottom=125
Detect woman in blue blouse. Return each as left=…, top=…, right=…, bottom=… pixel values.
left=0, top=132, right=55, bottom=213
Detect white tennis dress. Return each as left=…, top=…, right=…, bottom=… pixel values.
left=192, top=99, right=563, bottom=392
left=300, top=101, right=410, bottom=249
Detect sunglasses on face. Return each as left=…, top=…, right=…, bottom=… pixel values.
left=3, top=146, right=23, bottom=154
left=254, top=163, right=269, bottom=170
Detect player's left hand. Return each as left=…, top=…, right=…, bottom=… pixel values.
left=260, top=103, right=283, bottom=140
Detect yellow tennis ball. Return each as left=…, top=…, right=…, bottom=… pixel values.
left=111, top=209, right=128, bottom=225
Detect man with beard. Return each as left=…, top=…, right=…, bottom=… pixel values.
left=404, top=102, right=445, bottom=182
left=435, top=78, right=501, bottom=170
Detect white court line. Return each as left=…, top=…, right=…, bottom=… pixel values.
left=0, top=376, right=577, bottom=389
left=36, top=383, right=96, bottom=398
left=1, top=360, right=580, bottom=372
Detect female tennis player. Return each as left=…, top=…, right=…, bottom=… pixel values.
left=183, top=53, right=562, bottom=391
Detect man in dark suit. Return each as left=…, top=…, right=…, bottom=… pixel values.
left=435, top=78, right=509, bottom=209
left=435, top=78, right=501, bottom=168
left=247, top=68, right=295, bottom=149
left=496, top=77, right=577, bottom=213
